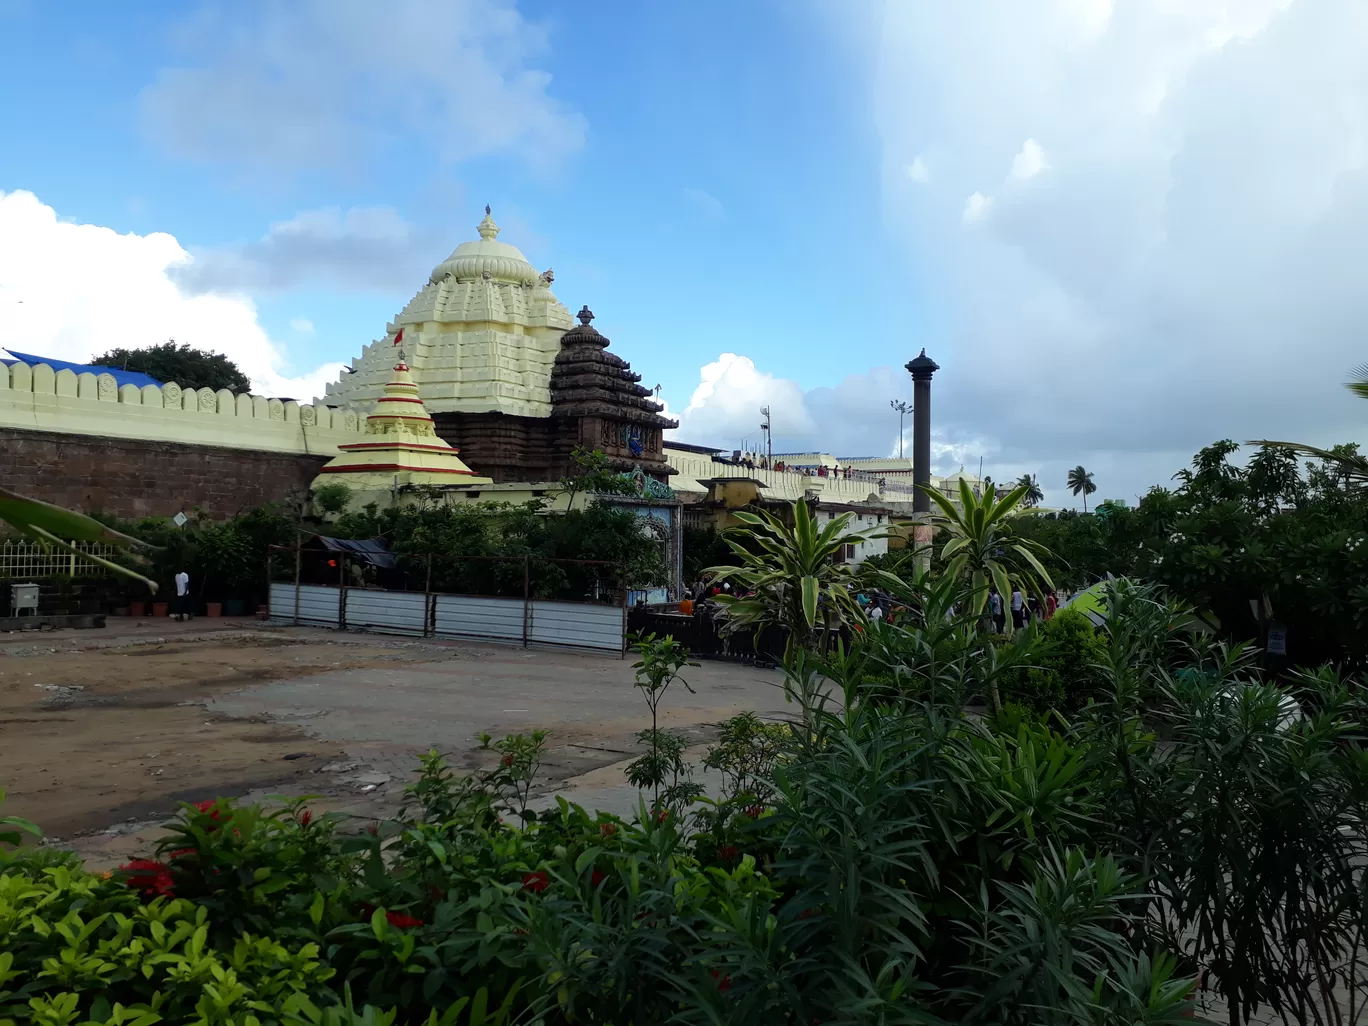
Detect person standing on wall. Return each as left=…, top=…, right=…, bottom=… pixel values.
left=1010, top=586, right=1025, bottom=631
left=989, top=587, right=1005, bottom=635
left=174, top=568, right=191, bottom=622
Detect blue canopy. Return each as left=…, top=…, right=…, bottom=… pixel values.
left=1, top=350, right=163, bottom=390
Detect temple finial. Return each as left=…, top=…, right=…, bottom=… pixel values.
left=477, top=207, right=499, bottom=241
left=577, top=305, right=594, bottom=326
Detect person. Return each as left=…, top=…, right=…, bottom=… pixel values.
left=868, top=603, right=884, bottom=625
left=1010, top=586, right=1025, bottom=631
left=174, top=568, right=191, bottom=621
left=989, top=587, right=1005, bottom=634
left=678, top=596, right=694, bottom=617
left=1045, top=590, right=1058, bottom=620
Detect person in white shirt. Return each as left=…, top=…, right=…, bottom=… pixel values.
left=1010, top=587, right=1025, bottom=630
left=174, top=570, right=191, bottom=621
left=868, top=604, right=884, bottom=624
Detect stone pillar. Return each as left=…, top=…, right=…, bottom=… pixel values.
left=905, top=349, right=939, bottom=514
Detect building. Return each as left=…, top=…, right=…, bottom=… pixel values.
left=321, top=209, right=675, bottom=486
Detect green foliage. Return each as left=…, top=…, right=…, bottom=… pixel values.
left=557, top=447, right=640, bottom=507
left=999, top=608, right=1109, bottom=713
left=91, top=342, right=252, bottom=394
left=625, top=634, right=699, bottom=805
left=0, top=789, right=40, bottom=866
left=335, top=497, right=669, bottom=597
left=706, top=498, right=877, bottom=657
left=1067, top=464, right=1097, bottom=511
left=18, top=575, right=1368, bottom=1024
left=1018, top=439, right=1368, bottom=668
left=312, top=484, right=353, bottom=518
left=924, top=478, right=1055, bottom=617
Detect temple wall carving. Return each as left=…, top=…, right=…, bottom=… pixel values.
left=0, top=361, right=366, bottom=457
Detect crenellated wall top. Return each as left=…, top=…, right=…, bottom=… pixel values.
left=0, top=360, right=368, bottom=456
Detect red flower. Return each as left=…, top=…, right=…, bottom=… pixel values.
left=119, top=859, right=174, bottom=898
left=590, top=869, right=607, bottom=886
left=297, top=809, right=312, bottom=827
left=193, top=799, right=224, bottom=821
left=167, top=847, right=195, bottom=861
left=367, top=824, right=379, bottom=836
left=710, top=969, right=733, bottom=993
left=654, top=808, right=670, bottom=824
left=718, top=845, right=739, bottom=862
left=521, top=870, right=550, bottom=893
left=385, top=911, right=423, bottom=929
left=600, top=822, right=617, bottom=838
left=744, top=805, right=765, bottom=819
left=501, top=754, right=514, bottom=767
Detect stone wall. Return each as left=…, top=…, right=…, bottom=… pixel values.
left=1, top=426, right=329, bottom=519
left=0, top=360, right=366, bottom=456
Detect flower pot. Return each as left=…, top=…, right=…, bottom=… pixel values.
left=205, top=602, right=223, bottom=618
left=129, top=601, right=146, bottom=617
left=223, top=598, right=246, bottom=617
left=255, top=608, right=271, bottom=621
left=152, top=602, right=169, bottom=617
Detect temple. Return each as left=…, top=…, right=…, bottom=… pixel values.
left=313, top=355, right=492, bottom=504
left=322, top=209, right=675, bottom=485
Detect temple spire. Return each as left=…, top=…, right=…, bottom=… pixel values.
left=477, top=207, right=499, bottom=241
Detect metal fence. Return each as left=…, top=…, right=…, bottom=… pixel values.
left=0, top=539, right=117, bottom=579
left=267, top=546, right=628, bottom=653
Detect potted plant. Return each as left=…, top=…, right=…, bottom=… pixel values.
left=205, top=601, right=223, bottom=617
left=152, top=601, right=169, bottom=617
left=129, top=600, right=146, bottom=617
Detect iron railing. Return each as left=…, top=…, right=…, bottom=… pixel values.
left=0, top=540, right=116, bottom=579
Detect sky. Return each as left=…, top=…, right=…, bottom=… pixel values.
left=2, top=0, right=1366, bottom=507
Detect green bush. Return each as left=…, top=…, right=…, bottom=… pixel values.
left=999, top=608, right=1108, bottom=712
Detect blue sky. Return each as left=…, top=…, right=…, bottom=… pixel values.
left=3, top=0, right=1368, bottom=505
left=0, top=1, right=930, bottom=406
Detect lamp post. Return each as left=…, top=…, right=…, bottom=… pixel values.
left=759, top=406, right=772, bottom=467
left=890, top=400, right=912, bottom=458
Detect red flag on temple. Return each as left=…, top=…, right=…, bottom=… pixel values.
left=393, top=328, right=404, bottom=346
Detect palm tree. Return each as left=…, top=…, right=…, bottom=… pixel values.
left=1067, top=465, right=1097, bottom=512
left=1252, top=364, right=1368, bottom=488
left=923, top=479, right=1054, bottom=616
left=0, top=485, right=158, bottom=591
left=704, top=498, right=879, bottom=657
left=1016, top=473, right=1044, bottom=508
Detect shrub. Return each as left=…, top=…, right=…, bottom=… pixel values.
left=1000, top=608, right=1108, bottom=712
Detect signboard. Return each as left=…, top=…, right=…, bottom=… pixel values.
left=172, top=512, right=188, bottom=528
left=1266, top=623, right=1287, bottom=656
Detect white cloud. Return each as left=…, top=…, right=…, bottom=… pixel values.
left=290, top=317, right=315, bottom=335
left=174, top=206, right=434, bottom=294
left=905, top=156, right=931, bottom=182
left=962, top=191, right=993, bottom=223
left=0, top=190, right=341, bottom=401
left=1010, top=138, right=1049, bottom=179
left=855, top=0, right=1368, bottom=498
left=139, top=0, right=585, bottom=177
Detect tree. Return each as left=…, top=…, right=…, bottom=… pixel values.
left=558, top=447, right=640, bottom=508
left=705, top=498, right=876, bottom=657
left=1067, top=465, right=1097, bottom=511
left=91, top=341, right=252, bottom=394
left=924, top=478, right=1055, bottom=617
left=1016, top=473, right=1044, bottom=508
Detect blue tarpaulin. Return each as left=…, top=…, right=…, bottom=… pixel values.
left=1, top=349, right=164, bottom=390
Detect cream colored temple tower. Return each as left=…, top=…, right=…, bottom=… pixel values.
left=322, top=207, right=574, bottom=418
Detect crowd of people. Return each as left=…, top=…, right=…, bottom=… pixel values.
left=673, top=579, right=1070, bottom=637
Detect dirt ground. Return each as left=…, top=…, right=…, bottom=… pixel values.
left=0, top=632, right=469, bottom=841
left=0, top=622, right=793, bottom=870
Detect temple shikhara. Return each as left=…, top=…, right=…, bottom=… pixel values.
left=321, top=208, right=675, bottom=488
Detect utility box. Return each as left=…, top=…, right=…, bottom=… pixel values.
left=10, top=582, right=40, bottom=617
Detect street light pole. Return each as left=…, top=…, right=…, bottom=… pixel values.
left=759, top=406, right=772, bottom=467
left=890, top=400, right=913, bottom=458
